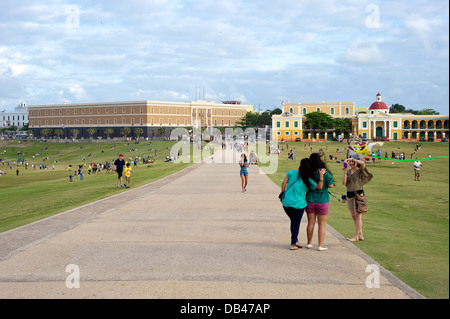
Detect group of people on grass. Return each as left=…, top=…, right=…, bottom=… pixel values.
left=239, top=151, right=373, bottom=251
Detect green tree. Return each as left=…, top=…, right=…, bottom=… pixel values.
left=303, top=112, right=334, bottom=135
left=134, top=127, right=144, bottom=140
left=104, top=128, right=114, bottom=139
left=87, top=127, right=97, bottom=139
left=121, top=127, right=131, bottom=138
left=414, top=108, right=440, bottom=115
left=54, top=129, right=63, bottom=140
left=333, top=118, right=352, bottom=135
left=157, top=127, right=166, bottom=137
left=40, top=128, right=52, bottom=138
left=237, top=111, right=260, bottom=128
left=270, top=108, right=282, bottom=116
left=389, top=104, right=406, bottom=113
left=71, top=129, right=79, bottom=139
left=259, top=111, right=272, bottom=127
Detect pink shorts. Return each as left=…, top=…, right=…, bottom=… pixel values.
left=306, top=202, right=329, bottom=216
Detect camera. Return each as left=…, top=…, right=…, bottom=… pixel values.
left=341, top=194, right=347, bottom=203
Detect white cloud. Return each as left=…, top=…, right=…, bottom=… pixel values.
left=339, top=38, right=384, bottom=65
left=0, top=0, right=447, bottom=114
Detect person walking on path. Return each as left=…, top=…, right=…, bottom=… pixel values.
left=342, top=157, right=373, bottom=242
left=413, top=158, right=422, bottom=181
left=306, top=153, right=335, bottom=251
left=114, top=154, right=126, bottom=188
left=239, top=153, right=249, bottom=193
left=280, top=158, right=325, bottom=250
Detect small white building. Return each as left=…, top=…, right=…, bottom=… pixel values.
left=1, top=102, right=28, bottom=128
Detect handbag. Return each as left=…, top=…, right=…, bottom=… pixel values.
left=355, top=190, right=368, bottom=214
left=278, top=174, right=301, bottom=201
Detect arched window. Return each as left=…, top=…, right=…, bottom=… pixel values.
left=330, top=108, right=334, bottom=115
left=302, top=108, right=307, bottom=115
left=345, top=107, right=349, bottom=115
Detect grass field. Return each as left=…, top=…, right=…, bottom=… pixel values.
left=0, top=139, right=206, bottom=232
left=0, top=138, right=448, bottom=298
left=260, top=140, right=449, bottom=299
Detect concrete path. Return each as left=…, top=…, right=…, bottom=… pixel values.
left=0, top=151, right=424, bottom=299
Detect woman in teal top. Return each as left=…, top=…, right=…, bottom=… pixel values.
left=305, top=152, right=335, bottom=251
left=280, top=158, right=326, bottom=250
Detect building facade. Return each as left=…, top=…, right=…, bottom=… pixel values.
left=1, top=102, right=28, bottom=128
left=28, top=100, right=253, bottom=139
left=272, top=93, right=449, bottom=141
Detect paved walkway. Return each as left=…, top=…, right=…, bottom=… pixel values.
left=0, top=151, right=423, bottom=298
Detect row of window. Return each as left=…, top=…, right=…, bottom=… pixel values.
left=287, top=107, right=351, bottom=115
left=31, top=108, right=245, bottom=117
left=31, top=118, right=240, bottom=127
left=275, top=121, right=300, bottom=128
left=2, top=115, right=27, bottom=121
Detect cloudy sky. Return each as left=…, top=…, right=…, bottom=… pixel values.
left=0, top=0, right=448, bottom=114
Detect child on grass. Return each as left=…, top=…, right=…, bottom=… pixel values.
left=124, top=162, right=134, bottom=188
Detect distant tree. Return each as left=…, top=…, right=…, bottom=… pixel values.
left=54, top=129, right=63, bottom=139
left=237, top=111, right=260, bottom=128
left=157, top=127, right=166, bottom=137
left=413, top=108, right=440, bottom=115
left=87, top=127, right=97, bottom=139
left=390, top=104, right=439, bottom=115
left=121, top=127, right=131, bottom=138
left=389, top=104, right=406, bottom=113
left=303, top=112, right=334, bottom=135
left=104, top=128, right=114, bottom=139
left=134, top=127, right=144, bottom=140
left=41, top=128, right=52, bottom=138
left=71, top=129, right=79, bottom=139
left=333, top=118, right=352, bottom=135
left=259, top=111, right=273, bottom=127
left=270, top=108, right=282, bottom=116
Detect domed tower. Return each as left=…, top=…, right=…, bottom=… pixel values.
left=369, top=93, right=389, bottom=114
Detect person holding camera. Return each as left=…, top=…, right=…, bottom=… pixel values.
left=280, top=158, right=326, bottom=250
left=342, top=157, right=373, bottom=242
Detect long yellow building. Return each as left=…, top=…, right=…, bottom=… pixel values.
left=28, top=100, right=253, bottom=139
left=272, top=93, right=449, bottom=141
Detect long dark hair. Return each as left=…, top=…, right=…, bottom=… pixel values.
left=298, top=158, right=313, bottom=189
left=241, top=154, right=247, bottom=162
left=310, top=152, right=332, bottom=177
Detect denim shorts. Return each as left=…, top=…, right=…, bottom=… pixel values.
left=240, top=171, right=248, bottom=176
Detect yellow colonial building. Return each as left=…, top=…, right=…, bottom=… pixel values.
left=28, top=100, right=253, bottom=139
left=272, top=93, right=449, bottom=141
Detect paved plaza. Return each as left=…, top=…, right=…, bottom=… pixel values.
left=0, top=151, right=423, bottom=299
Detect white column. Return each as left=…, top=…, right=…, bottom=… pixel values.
left=384, top=120, right=387, bottom=137
left=389, top=120, right=392, bottom=139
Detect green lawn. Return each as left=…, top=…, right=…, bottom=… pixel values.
left=0, top=139, right=200, bottom=232
left=1, top=139, right=448, bottom=298
left=261, top=140, right=449, bottom=299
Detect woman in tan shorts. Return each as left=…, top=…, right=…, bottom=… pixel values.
left=342, top=158, right=373, bottom=242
